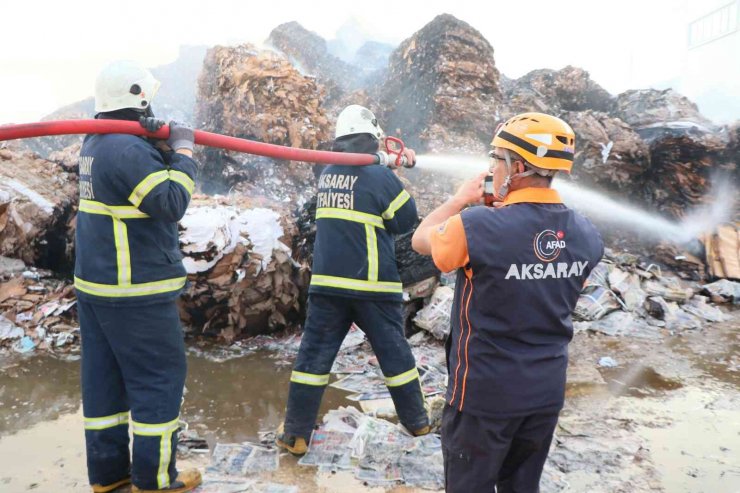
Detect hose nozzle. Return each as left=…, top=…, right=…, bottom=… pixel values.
left=375, top=151, right=416, bottom=169
left=376, top=136, right=415, bottom=169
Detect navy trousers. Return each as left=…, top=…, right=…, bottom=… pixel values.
left=79, top=299, right=187, bottom=490
left=284, top=294, right=429, bottom=439
left=442, top=404, right=559, bottom=493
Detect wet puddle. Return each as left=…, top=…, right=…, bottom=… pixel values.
left=0, top=349, right=424, bottom=493
left=623, top=388, right=740, bottom=492
left=1, top=317, right=738, bottom=492
left=0, top=350, right=352, bottom=441
left=0, top=353, right=81, bottom=435
left=600, top=365, right=684, bottom=397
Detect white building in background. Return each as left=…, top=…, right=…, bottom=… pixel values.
left=681, top=0, right=740, bottom=123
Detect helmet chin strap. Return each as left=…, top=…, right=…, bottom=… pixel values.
left=496, top=149, right=538, bottom=200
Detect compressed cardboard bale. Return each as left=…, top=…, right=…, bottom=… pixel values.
left=379, top=14, right=502, bottom=154
left=0, top=147, right=78, bottom=270
left=177, top=195, right=304, bottom=339
left=562, top=110, right=650, bottom=190
left=266, top=21, right=360, bottom=103
left=195, top=44, right=331, bottom=201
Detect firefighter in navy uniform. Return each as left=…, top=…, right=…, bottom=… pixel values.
left=276, top=105, right=430, bottom=454
left=412, top=113, right=604, bottom=492
left=76, top=60, right=201, bottom=493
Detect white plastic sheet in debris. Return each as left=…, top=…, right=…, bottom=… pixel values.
left=413, top=285, right=454, bottom=339
left=180, top=206, right=286, bottom=274
left=0, top=315, right=24, bottom=342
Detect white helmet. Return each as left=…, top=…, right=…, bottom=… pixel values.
left=94, top=60, right=160, bottom=113
left=335, top=105, right=384, bottom=139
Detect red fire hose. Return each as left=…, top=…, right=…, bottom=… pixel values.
left=0, top=120, right=383, bottom=166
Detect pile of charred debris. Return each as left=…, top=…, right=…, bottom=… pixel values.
left=1, top=13, right=738, bottom=355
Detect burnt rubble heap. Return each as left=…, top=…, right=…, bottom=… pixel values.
left=194, top=43, right=329, bottom=203
left=0, top=13, right=738, bottom=352
left=501, top=74, right=738, bottom=217
left=613, top=89, right=733, bottom=217
left=558, top=110, right=651, bottom=191
left=0, top=147, right=78, bottom=270
left=266, top=22, right=361, bottom=103
left=500, top=66, right=614, bottom=117
left=379, top=14, right=502, bottom=154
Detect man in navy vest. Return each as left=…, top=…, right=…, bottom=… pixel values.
left=412, top=113, right=604, bottom=492
left=76, top=60, right=201, bottom=493
left=276, top=105, right=430, bottom=455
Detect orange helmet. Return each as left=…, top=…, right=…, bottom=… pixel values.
left=491, top=112, right=575, bottom=173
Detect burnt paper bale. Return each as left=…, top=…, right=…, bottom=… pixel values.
left=499, top=83, right=554, bottom=121
left=502, top=66, right=613, bottom=118
left=178, top=195, right=303, bottom=339
left=0, top=147, right=78, bottom=270
left=395, top=219, right=440, bottom=285
left=701, top=279, right=740, bottom=303
left=379, top=14, right=502, bottom=153
left=640, top=131, right=730, bottom=218
left=561, top=110, right=651, bottom=191
left=194, top=44, right=330, bottom=197
left=613, top=89, right=733, bottom=218
left=266, top=22, right=361, bottom=103
left=613, top=88, right=713, bottom=131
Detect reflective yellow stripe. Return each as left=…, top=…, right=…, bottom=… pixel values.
left=290, top=370, right=330, bottom=386
left=168, top=170, right=195, bottom=195
left=112, top=218, right=131, bottom=285
left=84, top=411, right=129, bottom=431
left=365, top=224, right=378, bottom=282
left=385, top=367, right=420, bottom=388
left=74, top=276, right=187, bottom=298
left=131, top=417, right=180, bottom=437
left=81, top=201, right=134, bottom=286
left=128, top=170, right=195, bottom=207
left=158, top=430, right=174, bottom=488
left=132, top=417, right=179, bottom=489
left=310, top=275, right=403, bottom=293
left=381, top=190, right=411, bottom=220
left=316, top=208, right=385, bottom=229
left=128, top=170, right=169, bottom=207
left=79, top=200, right=149, bottom=219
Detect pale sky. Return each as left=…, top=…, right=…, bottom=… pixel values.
left=1, top=0, right=737, bottom=123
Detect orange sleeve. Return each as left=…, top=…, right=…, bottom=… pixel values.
left=430, top=214, right=469, bottom=273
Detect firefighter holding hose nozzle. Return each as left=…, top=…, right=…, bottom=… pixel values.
left=276, top=105, right=430, bottom=455
left=75, top=60, right=201, bottom=493
left=412, top=113, right=604, bottom=493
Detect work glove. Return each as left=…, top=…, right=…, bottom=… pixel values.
left=167, top=121, right=195, bottom=152
left=139, top=116, right=166, bottom=133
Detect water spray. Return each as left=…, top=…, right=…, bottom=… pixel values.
left=412, top=153, right=736, bottom=244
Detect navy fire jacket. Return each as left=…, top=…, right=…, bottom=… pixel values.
left=74, top=134, right=197, bottom=305
left=309, top=164, right=417, bottom=301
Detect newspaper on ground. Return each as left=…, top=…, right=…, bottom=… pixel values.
left=297, top=407, right=445, bottom=489
left=207, top=443, right=279, bottom=476
left=297, top=430, right=355, bottom=470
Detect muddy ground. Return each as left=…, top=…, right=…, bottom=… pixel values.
left=0, top=312, right=737, bottom=493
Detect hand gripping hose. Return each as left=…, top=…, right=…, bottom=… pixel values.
left=0, top=119, right=383, bottom=166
